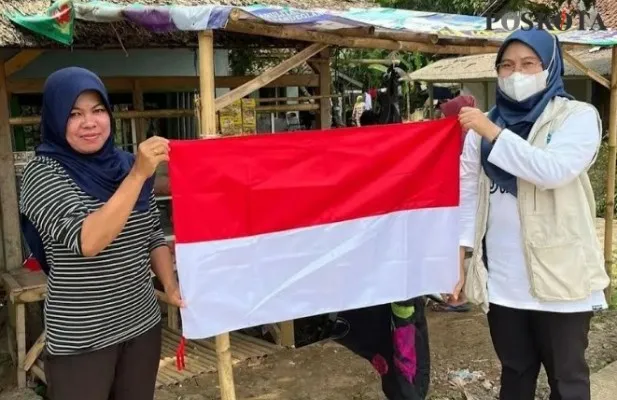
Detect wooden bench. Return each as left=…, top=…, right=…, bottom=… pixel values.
left=2, top=268, right=47, bottom=388
left=1, top=267, right=295, bottom=388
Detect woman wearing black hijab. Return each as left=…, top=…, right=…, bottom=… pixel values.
left=19, top=67, right=182, bottom=400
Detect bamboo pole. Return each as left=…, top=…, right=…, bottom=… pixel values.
left=339, top=59, right=401, bottom=65
left=317, top=48, right=332, bottom=130
left=214, top=43, right=328, bottom=112
left=604, top=46, right=617, bottom=304
left=199, top=32, right=217, bottom=139
left=427, top=83, right=435, bottom=120
left=8, top=104, right=320, bottom=127
left=4, top=50, right=43, bottom=77
left=0, top=62, right=22, bottom=271
left=223, top=19, right=498, bottom=56
left=198, top=30, right=237, bottom=400
left=7, top=75, right=320, bottom=95
left=9, top=109, right=193, bottom=126
left=132, top=80, right=146, bottom=146
left=256, top=94, right=341, bottom=103
left=563, top=50, right=611, bottom=90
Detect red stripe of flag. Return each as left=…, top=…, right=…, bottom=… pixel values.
left=169, top=118, right=461, bottom=244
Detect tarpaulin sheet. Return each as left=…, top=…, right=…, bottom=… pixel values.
left=6, top=0, right=617, bottom=46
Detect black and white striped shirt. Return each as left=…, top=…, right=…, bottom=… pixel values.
left=20, top=156, right=164, bottom=355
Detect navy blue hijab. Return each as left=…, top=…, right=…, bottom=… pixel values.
left=480, top=29, right=573, bottom=196
left=21, top=67, right=153, bottom=274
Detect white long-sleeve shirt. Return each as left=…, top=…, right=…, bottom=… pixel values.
left=460, top=107, right=607, bottom=312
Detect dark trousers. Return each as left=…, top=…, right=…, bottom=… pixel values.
left=487, top=304, right=592, bottom=400
left=44, top=322, right=162, bottom=400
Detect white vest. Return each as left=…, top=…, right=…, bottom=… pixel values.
left=464, top=97, right=610, bottom=313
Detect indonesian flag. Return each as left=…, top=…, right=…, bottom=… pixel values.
left=169, top=119, right=460, bottom=339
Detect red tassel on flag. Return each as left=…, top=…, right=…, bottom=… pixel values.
left=176, top=336, right=186, bottom=371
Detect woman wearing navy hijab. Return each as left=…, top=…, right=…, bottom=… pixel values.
left=19, top=67, right=183, bottom=400
left=452, top=29, right=610, bottom=399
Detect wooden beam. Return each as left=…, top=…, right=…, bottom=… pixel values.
left=316, top=48, right=332, bottom=129
left=604, top=46, right=617, bottom=304
left=256, top=94, right=341, bottom=103
left=223, top=19, right=498, bottom=56
left=8, top=104, right=321, bottom=127
left=30, top=363, right=46, bottom=384
left=339, top=59, right=401, bottom=65
left=279, top=320, right=295, bottom=348
left=563, top=50, right=611, bottom=90
left=334, top=71, right=363, bottom=88
left=9, top=109, right=195, bottom=126
left=4, top=51, right=42, bottom=77
left=7, top=75, right=320, bottom=94
left=23, top=331, right=45, bottom=372
left=265, top=323, right=282, bottom=345
left=15, top=303, right=26, bottom=387
left=215, top=43, right=328, bottom=111
left=198, top=30, right=237, bottom=400
left=427, top=83, right=435, bottom=119
left=0, top=63, right=22, bottom=271
left=258, top=103, right=319, bottom=113
left=132, top=80, right=146, bottom=146
left=199, top=32, right=217, bottom=138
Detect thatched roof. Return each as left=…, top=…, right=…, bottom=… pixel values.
left=596, top=0, right=617, bottom=30
left=0, top=0, right=375, bottom=49
left=406, top=47, right=613, bottom=83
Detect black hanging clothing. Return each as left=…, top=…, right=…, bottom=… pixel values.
left=377, top=65, right=402, bottom=125
left=336, top=298, right=430, bottom=400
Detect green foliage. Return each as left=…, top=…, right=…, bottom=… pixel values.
left=375, top=0, right=486, bottom=15
left=376, top=0, right=598, bottom=16
left=229, top=48, right=266, bottom=76
left=588, top=142, right=615, bottom=218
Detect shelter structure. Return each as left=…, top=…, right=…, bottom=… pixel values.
left=407, top=48, right=612, bottom=117
left=0, top=2, right=616, bottom=400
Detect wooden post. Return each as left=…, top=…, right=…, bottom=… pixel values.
left=132, top=80, right=146, bottom=146
left=279, top=320, right=295, bottom=348
left=198, top=30, right=236, bottom=400
left=15, top=303, right=26, bottom=387
left=199, top=33, right=217, bottom=138
left=604, top=46, right=617, bottom=304
left=0, top=62, right=22, bottom=271
left=427, top=83, right=434, bottom=119
left=317, top=48, right=331, bottom=129
left=406, top=82, right=412, bottom=121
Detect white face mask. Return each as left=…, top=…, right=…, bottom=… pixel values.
left=498, top=70, right=549, bottom=102
left=497, top=34, right=557, bottom=102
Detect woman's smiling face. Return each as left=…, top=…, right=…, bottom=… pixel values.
left=65, top=90, right=111, bottom=154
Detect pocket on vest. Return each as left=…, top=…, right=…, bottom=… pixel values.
left=463, top=256, right=488, bottom=306
left=527, top=241, right=590, bottom=301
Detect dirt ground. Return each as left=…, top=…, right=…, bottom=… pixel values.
left=154, top=309, right=617, bottom=400
left=0, top=302, right=616, bottom=400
